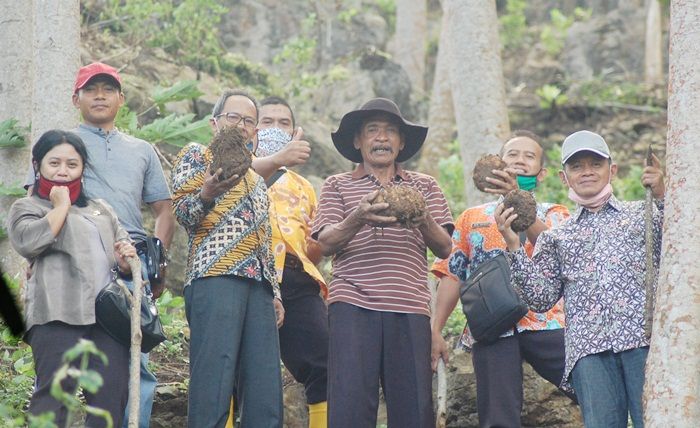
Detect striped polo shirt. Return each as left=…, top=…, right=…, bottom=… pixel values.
left=311, top=164, right=453, bottom=316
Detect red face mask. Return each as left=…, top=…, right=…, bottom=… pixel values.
left=36, top=175, right=82, bottom=204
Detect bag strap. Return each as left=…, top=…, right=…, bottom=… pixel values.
left=265, top=169, right=287, bottom=187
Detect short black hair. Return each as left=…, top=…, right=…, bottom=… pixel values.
left=500, top=129, right=546, bottom=167
left=260, top=96, right=295, bottom=129
left=32, top=130, right=89, bottom=207
left=212, top=89, right=259, bottom=120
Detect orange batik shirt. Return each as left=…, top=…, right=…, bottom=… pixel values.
left=267, top=169, right=327, bottom=297
left=432, top=199, right=569, bottom=348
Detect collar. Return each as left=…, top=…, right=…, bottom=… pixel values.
left=572, top=194, right=622, bottom=221
left=351, top=163, right=409, bottom=181
left=78, top=123, right=120, bottom=138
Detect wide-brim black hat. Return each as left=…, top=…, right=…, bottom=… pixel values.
left=331, top=98, right=428, bottom=163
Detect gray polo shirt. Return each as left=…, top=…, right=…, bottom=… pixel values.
left=26, top=124, right=171, bottom=242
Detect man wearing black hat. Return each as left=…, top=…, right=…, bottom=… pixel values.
left=311, top=98, right=454, bottom=427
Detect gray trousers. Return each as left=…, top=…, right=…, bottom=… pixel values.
left=185, top=275, right=283, bottom=428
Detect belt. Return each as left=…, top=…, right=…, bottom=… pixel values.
left=283, top=253, right=304, bottom=271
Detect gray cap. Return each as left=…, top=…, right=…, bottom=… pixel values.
left=561, top=130, right=611, bottom=164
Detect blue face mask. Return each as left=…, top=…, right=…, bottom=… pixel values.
left=516, top=175, right=538, bottom=191
left=256, top=127, right=292, bottom=157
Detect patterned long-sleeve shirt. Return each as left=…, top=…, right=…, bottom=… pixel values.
left=171, top=143, right=279, bottom=298
left=432, top=198, right=569, bottom=348
left=508, top=195, right=664, bottom=389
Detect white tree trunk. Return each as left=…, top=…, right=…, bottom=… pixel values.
left=443, top=0, right=510, bottom=207
left=643, top=1, right=700, bottom=425
left=31, top=0, right=80, bottom=143
left=644, top=0, right=664, bottom=86
left=394, top=0, right=427, bottom=93
left=418, top=10, right=454, bottom=178
left=0, top=2, right=34, bottom=280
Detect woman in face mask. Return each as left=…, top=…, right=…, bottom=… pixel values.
left=7, top=129, right=136, bottom=428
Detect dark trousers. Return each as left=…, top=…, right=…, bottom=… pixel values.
left=328, top=302, right=434, bottom=428
left=185, top=275, right=283, bottom=428
left=278, top=268, right=329, bottom=404
left=26, top=321, right=129, bottom=428
left=471, top=329, right=568, bottom=428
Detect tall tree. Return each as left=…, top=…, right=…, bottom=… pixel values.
left=644, top=0, right=664, bottom=86
left=394, top=0, right=427, bottom=93
left=0, top=2, right=34, bottom=280
left=418, top=9, right=454, bottom=178
left=31, top=0, right=80, bottom=142
left=644, top=1, right=700, bottom=424
left=443, top=0, right=510, bottom=207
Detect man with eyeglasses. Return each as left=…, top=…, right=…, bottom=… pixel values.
left=171, top=89, right=284, bottom=427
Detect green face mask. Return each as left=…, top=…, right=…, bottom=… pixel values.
left=517, top=175, right=538, bottom=191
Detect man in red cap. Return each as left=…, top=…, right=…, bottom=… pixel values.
left=26, top=62, right=175, bottom=428
left=311, top=98, right=454, bottom=427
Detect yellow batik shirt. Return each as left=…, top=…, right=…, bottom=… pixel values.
left=267, top=169, right=327, bottom=297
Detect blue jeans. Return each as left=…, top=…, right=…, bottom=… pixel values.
left=122, top=253, right=157, bottom=428
left=570, top=347, right=649, bottom=428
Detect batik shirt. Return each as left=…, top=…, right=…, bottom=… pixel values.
left=171, top=143, right=279, bottom=297
left=507, top=195, right=664, bottom=389
left=432, top=198, right=568, bottom=348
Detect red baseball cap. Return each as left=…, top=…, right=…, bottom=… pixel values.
left=73, top=62, right=122, bottom=94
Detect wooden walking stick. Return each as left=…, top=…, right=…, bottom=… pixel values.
left=429, top=278, right=448, bottom=428
left=122, top=255, right=144, bottom=428
left=643, top=145, right=655, bottom=340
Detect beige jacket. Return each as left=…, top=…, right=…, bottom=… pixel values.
left=7, top=196, right=129, bottom=331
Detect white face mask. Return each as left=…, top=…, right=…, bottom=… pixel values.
left=255, top=127, right=292, bottom=158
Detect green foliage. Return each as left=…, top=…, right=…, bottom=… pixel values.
left=536, top=84, right=569, bottom=110
left=0, top=119, right=28, bottom=149
left=613, top=165, right=646, bottom=201
left=154, top=290, right=188, bottom=359
left=536, top=146, right=572, bottom=209
left=218, top=53, right=273, bottom=93
left=499, top=0, right=528, bottom=49
left=100, top=0, right=227, bottom=73
left=443, top=307, right=467, bottom=337
left=576, top=78, right=662, bottom=109
left=114, top=81, right=212, bottom=147
left=338, top=7, right=359, bottom=25
left=540, top=8, right=590, bottom=56
left=436, top=140, right=468, bottom=217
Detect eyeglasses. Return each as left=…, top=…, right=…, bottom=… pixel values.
left=215, top=112, right=257, bottom=129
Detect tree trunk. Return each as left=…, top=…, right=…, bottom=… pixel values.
left=0, top=2, right=34, bottom=280
left=644, top=0, right=664, bottom=86
left=31, top=0, right=80, bottom=143
left=417, top=10, right=454, bottom=178
left=643, top=1, right=700, bottom=425
left=394, top=0, right=427, bottom=93
left=443, top=0, right=510, bottom=207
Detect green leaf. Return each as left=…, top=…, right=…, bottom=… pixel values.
left=77, top=369, right=104, bottom=394
left=152, top=80, right=203, bottom=107
left=0, top=183, right=26, bottom=197
left=135, top=114, right=212, bottom=147
left=0, top=119, right=28, bottom=148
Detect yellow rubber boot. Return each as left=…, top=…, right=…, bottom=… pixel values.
left=308, top=401, right=328, bottom=428
left=225, top=398, right=235, bottom=428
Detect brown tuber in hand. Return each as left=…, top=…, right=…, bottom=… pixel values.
left=472, top=154, right=507, bottom=193
left=209, top=126, right=252, bottom=184
left=374, top=186, right=426, bottom=229
left=502, top=189, right=537, bottom=232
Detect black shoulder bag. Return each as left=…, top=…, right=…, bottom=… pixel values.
left=95, top=276, right=167, bottom=353
left=135, top=237, right=168, bottom=286
left=459, top=253, right=528, bottom=343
